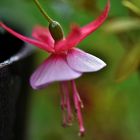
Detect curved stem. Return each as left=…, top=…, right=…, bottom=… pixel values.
left=33, top=0, right=53, bottom=23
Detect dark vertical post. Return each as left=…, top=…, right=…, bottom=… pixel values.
left=0, top=20, right=34, bottom=140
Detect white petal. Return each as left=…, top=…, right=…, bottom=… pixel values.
left=67, top=48, right=106, bottom=72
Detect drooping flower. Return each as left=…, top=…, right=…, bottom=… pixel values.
left=0, top=0, right=110, bottom=136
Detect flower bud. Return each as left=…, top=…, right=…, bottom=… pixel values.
left=49, top=21, right=64, bottom=42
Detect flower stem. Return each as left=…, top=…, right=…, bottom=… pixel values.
left=33, top=0, right=53, bottom=23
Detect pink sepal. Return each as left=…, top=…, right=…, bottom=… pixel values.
left=0, top=22, right=54, bottom=53
left=55, top=0, right=110, bottom=52
left=32, top=25, right=54, bottom=48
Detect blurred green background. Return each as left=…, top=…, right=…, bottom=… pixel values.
left=0, top=0, right=140, bottom=140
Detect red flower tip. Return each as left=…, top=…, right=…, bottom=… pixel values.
left=55, top=0, right=110, bottom=52
left=0, top=22, right=3, bottom=26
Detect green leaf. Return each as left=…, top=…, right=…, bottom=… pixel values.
left=104, top=18, right=140, bottom=33
left=122, top=0, right=140, bottom=15
left=115, top=43, right=140, bottom=82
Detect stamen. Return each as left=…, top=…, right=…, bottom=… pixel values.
left=71, top=81, right=84, bottom=108
left=62, top=110, right=67, bottom=127
left=59, top=85, right=67, bottom=127
left=60, top=82, right=73, bottom=126
left=71, top=80, right=85, bottom=136
left=65, top=84, right=73, bottom=124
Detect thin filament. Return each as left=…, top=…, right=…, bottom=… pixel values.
left=60, top=82, right=73, bottom=126
left=71, top=80, right=85, bottom=136
left=60, top=83, right=67, bottom=127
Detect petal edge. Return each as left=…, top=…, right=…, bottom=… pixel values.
left=67, top=48, right=106, bottom=73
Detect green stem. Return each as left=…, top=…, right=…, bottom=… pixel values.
left=33, top=0, right=53, bottom=23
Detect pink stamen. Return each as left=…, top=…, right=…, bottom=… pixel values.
left=60, top=82, right=73, bottom=126
left=71, top=80, right=84, bottom=108
left=65, top=85, right=73, bottom=124
left=59, top=85, right=67, bottom=127
left=71, top=80, right=85, bottom=136
left=62, top=110, right=67, bottom=127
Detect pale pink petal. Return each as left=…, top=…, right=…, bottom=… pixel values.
left=0, top=22, right=54, bottom=53
left=67, top=48, right=106, bottom=72
left=55, top=0, right=110, bottom=52
left=30, top=54, right=82, bottom=89
left=32, top=25, right=54, bottom=48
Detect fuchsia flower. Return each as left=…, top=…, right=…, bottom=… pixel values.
left=0, top=0, right=110, bottom=136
